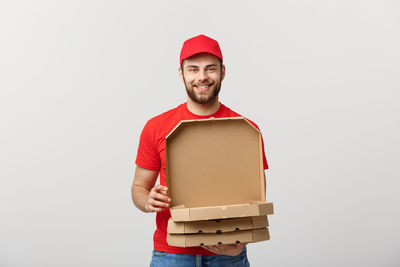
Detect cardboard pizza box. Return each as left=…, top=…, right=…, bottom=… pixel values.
left=165, top=117, right=274, bottom=222
left=167, top=216, right=269, bottom=234
left=170, top=201, right=274, bottom=222
left=167, top=228, right=270, bottom=247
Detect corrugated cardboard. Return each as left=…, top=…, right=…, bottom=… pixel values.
left=170, top=201, right=274, bottom=222
left=165, top=117, right=274, bottom=222
left=167, top=216, right=269, bottom=234
left=167, top=228, right=270, bottom=247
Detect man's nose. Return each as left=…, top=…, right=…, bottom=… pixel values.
left=197, top=69, right=208, bottom=81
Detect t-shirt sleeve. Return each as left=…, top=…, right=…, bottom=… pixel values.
left=260, top=135, right=269, bottom=170
left=245, top=118, right=269, bottom=170
left=135, top=120, right=161, bottom=170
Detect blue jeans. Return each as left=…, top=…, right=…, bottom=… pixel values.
left=150, top=247, right=250, bottom=267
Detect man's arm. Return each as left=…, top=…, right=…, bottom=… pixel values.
left=131, top=165, right=170, bottom=213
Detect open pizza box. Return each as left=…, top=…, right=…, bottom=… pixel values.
left=165, top=117, right=274, bottom=222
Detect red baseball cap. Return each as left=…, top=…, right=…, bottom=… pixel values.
left=179, top=34, right=223, bottom=66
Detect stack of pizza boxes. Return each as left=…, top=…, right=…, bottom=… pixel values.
left=165, top=117, right=274, bottom=247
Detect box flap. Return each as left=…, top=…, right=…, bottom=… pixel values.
left=252, top=228, right=270, bottom=242
left=166, top=117, right=266, bottom=208
left=169, top=206, right=190, bottom=222
left=252, top=215, right=269, bottom=228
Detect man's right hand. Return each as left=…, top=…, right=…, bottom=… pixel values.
left=132, top=166, right=171, bottom=213
left=145, top=185, right=171, bottom=212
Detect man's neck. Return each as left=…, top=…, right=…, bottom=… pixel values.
left=186, top=98, right=220, bottom=116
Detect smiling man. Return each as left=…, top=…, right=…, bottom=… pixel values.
left=131, top=34, right=269, bottom=267
left=182, top=52, right=222, bottom=105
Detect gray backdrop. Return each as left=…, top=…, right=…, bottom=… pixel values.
left=1, top=0, right=399, bottom=266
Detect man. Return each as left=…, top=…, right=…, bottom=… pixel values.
left=131, top=34, right=269, bottom=267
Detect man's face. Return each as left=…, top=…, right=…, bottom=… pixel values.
left=180, top=53, right=225, bottom=104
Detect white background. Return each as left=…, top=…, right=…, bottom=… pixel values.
left=1, top=0, right=399, bottom=266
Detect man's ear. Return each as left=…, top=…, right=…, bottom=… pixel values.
left=178, top=67, right=184, bottom=83
left=221, top=64, right=226, bottom=81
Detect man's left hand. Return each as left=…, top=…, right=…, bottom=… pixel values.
left=202, top=243, right=247, bottom=256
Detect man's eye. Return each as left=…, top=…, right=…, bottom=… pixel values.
left=208, top=68, right=216, bottom=71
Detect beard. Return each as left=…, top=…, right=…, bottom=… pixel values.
left=183, top=75, right=222, bottom=105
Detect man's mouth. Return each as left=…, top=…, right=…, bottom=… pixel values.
left=195, top=84, right=211, bottom=92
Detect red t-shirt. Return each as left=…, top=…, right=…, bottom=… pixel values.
left=135, top=102, right=269, bottom=255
